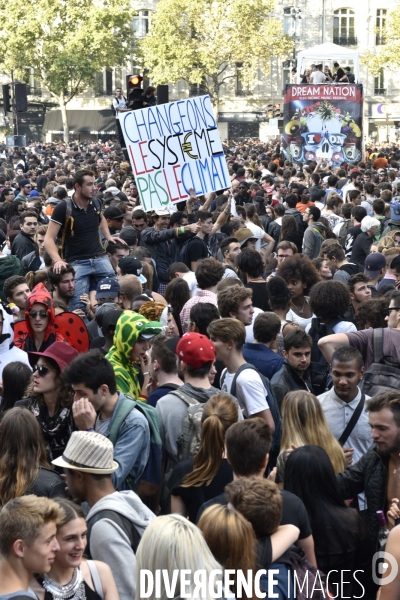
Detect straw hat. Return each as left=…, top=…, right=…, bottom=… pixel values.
left=52, top=431, right=118, bottom=474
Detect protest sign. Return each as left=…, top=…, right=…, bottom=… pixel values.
left=282, top=83, right=363, bottom=165
left=120, top=95, right=230, bottom=211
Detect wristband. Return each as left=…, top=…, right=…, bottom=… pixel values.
left=180, top=226, right=185, bottom=234
left=86, top=427, right=94, bottom=432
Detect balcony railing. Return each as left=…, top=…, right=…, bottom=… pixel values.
left=333, top=36, right=357, bottom=46
left=374, top=88, right=387, bottom=95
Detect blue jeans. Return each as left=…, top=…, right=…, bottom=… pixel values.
left=69, top=256, right=115, bottom=311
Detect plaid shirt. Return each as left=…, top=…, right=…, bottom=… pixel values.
left=179, top=290, right=218, bottom=334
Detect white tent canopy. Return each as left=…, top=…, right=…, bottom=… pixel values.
left=296, top=42, right=359, bottom=83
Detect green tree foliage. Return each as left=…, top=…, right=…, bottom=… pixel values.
left=0, top=0, right=135, bottom=141
left=362, top=3, right=400, bottom=74
left=138, top=0, right=292, bottom=116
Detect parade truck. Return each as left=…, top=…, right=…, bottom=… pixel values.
left=282, top=42, right=363, bottom=166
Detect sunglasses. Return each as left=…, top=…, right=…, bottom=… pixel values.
left=28, top=310, right=48, bottom=319
left=33, top=365, right=55, bottom=377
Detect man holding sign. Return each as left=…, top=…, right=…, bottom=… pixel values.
left=140, top=208, right=201, bottom=295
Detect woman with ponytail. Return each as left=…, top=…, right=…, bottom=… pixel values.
left=170, top=393, right=239, bottom=522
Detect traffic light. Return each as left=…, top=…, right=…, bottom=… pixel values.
left=2, top=84, right=11, bottom=112
left=267, top=103, right=274, bottom=118
left=126, top=74, right=144, bottom=110
left=273, top=103, right=282, bottom=118
left=15, top=83, right=27, bottom=112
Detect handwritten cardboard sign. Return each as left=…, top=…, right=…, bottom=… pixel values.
left=121, top=95, right=230, bottom=211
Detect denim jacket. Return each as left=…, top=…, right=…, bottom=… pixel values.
left=96, top=392, right=150, bottom=491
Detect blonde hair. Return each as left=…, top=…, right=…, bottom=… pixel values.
left=0, top=495, right=64, bottom=556
left=280, top=391, right=345, bottom=474
left=198, top=504, right=256, bottom=599
left=182, top=394, right=238, bottom=487
left=135, top=515, right=223, bottom=600
left=140, top=261, right=154, bottom=290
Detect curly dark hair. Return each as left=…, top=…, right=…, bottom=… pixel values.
left=24, top=358, right=73, bottom=411
left=309, top=280, right=351, bottom=320
left=276, top=254, right=321, bottom=295
left=355, top=297, right=389, bottom=330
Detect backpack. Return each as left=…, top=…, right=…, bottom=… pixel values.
left=360, top=328, right=400, bottom=396
left=307, top=317, right=343, bottom=396
left=107, top=395, right=163, bottom=488
left=171, top=389, right=206, bottom=463
left=220, top=364, right=282, bottom=454
left=86, top=508, right=142, bottom=559
left=178, top=237, right=207, bottom=269
left=57, top=197, right=102, bottom=259
left=208, top=232, right=228, bottom=259
left=111, top=96, right=127, bottom=116
left=338, top=219, right=352, bottom=249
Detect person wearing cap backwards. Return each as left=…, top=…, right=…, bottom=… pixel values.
left=364, top=252, right=386, bottom=288
left=139, top=208, right=201, bottom=296
left=52, top=431, right=155, bottom=600
left=106, top=311, right=163, bottom=399
left=103, top=206, right=125, bottom=235
left=156, top=332, right=241, bottom=471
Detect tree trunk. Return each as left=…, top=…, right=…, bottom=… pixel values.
left=59, top=92, right=69, bottom=143
left=208, top=78, right=220, bottom=123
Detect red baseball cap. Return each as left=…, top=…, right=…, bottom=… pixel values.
left=28, top=341, right=79, bottom=371
left=176, top=332, right=215, bottom=368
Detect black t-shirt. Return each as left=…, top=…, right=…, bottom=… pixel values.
left=344, top=225, right=362, bottom=258
left=245, top=281, right=271, bottom=312
left=196, top=488, right=312, bottom=541
left=51, top=198, right=103, bottom=263
left=186, top=236, right=210, bottom=266
left=170, top=458, right=233, bottom=522
left=350, top=232, right=373, bottom=267
left=36, top=174, right=48, bottom=193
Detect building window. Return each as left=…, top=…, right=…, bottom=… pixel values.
left=374, top=68, right=386, bottom=95
left=333, top=9, right=357, bottom=46
left=376, top=9, right=387, bottom=45
left=189, top=80, right=207, bottom=97
left=235, top=64, right=252, bottom=96
left=283, top=7, right=293, bottom=35
left=133, top=10, right=150, bottom=38
left=105, top=69, right=113, bottom=96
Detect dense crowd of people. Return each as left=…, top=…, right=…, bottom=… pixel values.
left=1, top=137, right=400, bottom=600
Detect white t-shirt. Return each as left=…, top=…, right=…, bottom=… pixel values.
left=182, top=271, right=198, bottom=297
left=310, top=71, right=326, bottom=84
left=113, top=96, right=128, bottom=120
left=245, top=306, right=263, bottom=343
left=245, top=221, right=265, bottom=251
left=221, top=367, right=269, bottom=418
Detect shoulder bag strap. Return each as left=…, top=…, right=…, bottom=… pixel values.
left=338, top=393, right=366, bottom=447
left=87, top=560, right=104, bottom=600
left=107, top=398, right=135, bottom=446
left=230, top=364, right=256, bottom=397
left=373, top=328, right=384, bottom=364
left=168, top=389, right=198, bottom=407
